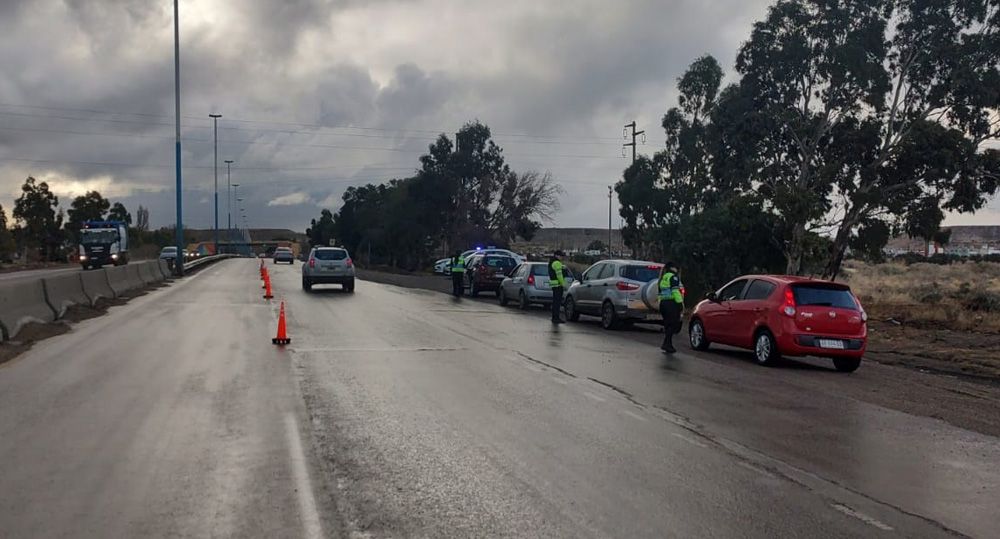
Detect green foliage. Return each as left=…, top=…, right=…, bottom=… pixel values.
left=108, top=202, right=132, bottom=225
left=66, top=190, right=110, bottom=242
left=667, top=197, right=786, bottom=301
left=726, top=0, right=1000, bottom=276
left=306, top=209, right=336, bottom=249
left=13, top=176, right=63, bottom=261
left=0, top=203, right=14, bottom=260
left=310, top=121, right=561, bottom=270
left=617, top=57, right=786, bottom=297
left=586, top=240, right=607, bottom=252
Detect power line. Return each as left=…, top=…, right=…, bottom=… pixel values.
left=0, top=102, right=622, bottom=143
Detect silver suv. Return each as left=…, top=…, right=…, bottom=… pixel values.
left=563, top=259, right=664, bottom=329
left=302, top=247, right=355, bottom=292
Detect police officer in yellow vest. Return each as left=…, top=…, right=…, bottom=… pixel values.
left=658, top=261, right=684, bottom=353
left=548, top=251, right=568, bottom=323
left=450, top=250, right=466, bottom=297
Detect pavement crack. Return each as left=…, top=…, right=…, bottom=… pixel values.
left=513, top=351, right=577, bottom=379
left=587, top=377, right=635, bottom=401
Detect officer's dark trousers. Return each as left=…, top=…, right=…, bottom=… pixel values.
left=660, top=301, right=682, bottom=350
left=550, top=286, right=563, bottom=322
left=451, top=272, right=464, bottom=297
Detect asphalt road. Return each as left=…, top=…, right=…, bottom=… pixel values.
left=0, top=259, right=997, bottom=538
left=0, top=265, right=80, bottom=283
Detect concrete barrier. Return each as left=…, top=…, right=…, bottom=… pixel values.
left=157, top=259, right=172, bottom=280
left=42, top=273, right=91, bottom=318
left=125, top=263, right=145, bottom=290
left=0, top=280, right=57, bottom=341
left=137, top=261, right=160, bottom=285
left=105, top=265, right=134, bottom=297
left=80, top=268, right=116, bottom=303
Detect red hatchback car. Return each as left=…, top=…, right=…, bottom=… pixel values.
left=688, top=275, right=867, bottom=372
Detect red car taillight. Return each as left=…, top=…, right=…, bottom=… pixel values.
left=527, top=274, right=535, bottom=286
left=616, top=281, right=640, bottom=291
left=782, top=288, right=796, bottom=316
left=346, top=258, right=353, bottom=267
left=309, top=258, right=315, bottom=268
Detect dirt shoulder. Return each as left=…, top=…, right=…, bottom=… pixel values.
left=0, top=287, right=160, bottom=368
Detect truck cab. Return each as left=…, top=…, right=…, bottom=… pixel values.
left=79, top=221, right=129, bottom=269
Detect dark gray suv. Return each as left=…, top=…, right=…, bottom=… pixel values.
left=563, top=259, right=664, bottom=329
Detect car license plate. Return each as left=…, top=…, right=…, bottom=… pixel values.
left=817, top=339, right=845, bottom=349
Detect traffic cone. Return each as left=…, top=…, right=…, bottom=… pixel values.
left=263, top=273, right=274, bottom=299
left=272, top=301, right=290, bottom=345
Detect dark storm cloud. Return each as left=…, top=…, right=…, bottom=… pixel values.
left=14, top=0, right=910, bottom=232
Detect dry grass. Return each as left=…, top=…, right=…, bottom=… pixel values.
left=841, top=260, right=1000, bottom=333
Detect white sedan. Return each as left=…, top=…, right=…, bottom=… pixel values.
left=434, top=258, right=452, bottom=274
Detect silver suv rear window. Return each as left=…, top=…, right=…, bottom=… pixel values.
left=314, top=249, right=347, bottom=261
left=621, top=265, right=662, bottom=282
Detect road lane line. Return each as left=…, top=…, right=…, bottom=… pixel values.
left=285, top=413, right=323, bottom=539
left=671, top=432, right=708, bottom=448
left=831, top=503, right=894, bottom=531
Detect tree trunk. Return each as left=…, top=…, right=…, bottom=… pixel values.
left=822, top=206, right=863, bottom=281
left=785, top=223, right=806, bottom=275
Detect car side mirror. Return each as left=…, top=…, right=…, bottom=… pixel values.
left=705, top=291, right=719, bottom=302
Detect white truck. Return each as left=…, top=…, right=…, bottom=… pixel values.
left=79, top=220, right=129, bottom=269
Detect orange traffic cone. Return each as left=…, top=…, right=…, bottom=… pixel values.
left=263, top=273, right=274, bottom=299
left=272, top=301, right=290, bottom=345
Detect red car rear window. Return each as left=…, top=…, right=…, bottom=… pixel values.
left=792, top=284, right=857, bottom=309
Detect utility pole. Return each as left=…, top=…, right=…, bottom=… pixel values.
left=623, top=121, right=645, bottom=164
left=209, top=113, right=221, bottom=254
left=172, top=0, right=184, bottom=276
left=608, top=186, right=613, bottom=258
left=225, top=160, right=234, bottom=252
left=231, top=180, right=240, bottom=253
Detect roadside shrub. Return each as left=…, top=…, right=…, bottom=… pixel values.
left=964, top=291, right=1000, bottom=313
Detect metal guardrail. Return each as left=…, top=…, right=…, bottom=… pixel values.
left=182, top=253, right=239, bottom=272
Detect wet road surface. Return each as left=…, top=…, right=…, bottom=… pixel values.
left=0, top=259, right=996, bottom=537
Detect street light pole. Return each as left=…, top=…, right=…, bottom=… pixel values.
left=209, top=113, right=221, bottom=254
left=172, top=0, right=184, bottom=276
left=233, top=184, right=241, bottom=254
left=225, top=160, right=234, bottom=252
left=608, top=186, right=613, bottom=258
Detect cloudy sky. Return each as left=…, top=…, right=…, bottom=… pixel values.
left=1, top=0, right=997, bottom=233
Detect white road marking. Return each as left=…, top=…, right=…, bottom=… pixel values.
left=831, top=503, right=894, bottom=531
left=622, top=409, right=648, bottom=422
left=671, top=432, right=708, bottom=448
left=285, top=413, right=323, bottom=539
left=582, top=391, right=606, bottom=402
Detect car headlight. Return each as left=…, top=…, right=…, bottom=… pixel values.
left=80, top=255, right=88, bottom=261
left=111, top=254, right=119, bottom=260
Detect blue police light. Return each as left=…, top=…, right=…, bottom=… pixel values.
left=475, top=246, right=482, bottom=251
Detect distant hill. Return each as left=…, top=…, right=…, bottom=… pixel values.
left=513, top=227, right=624, bottom=254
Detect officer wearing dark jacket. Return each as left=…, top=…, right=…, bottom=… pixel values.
left=450, top=250, right=466, bottom=297
left=548, top=251, right=568, bottom=323
left=658, top=262, right=684, bottom=352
